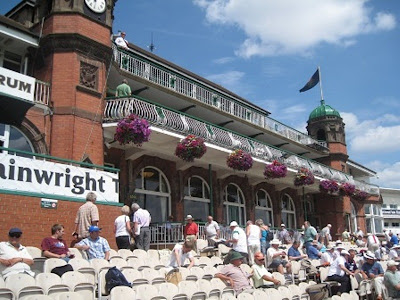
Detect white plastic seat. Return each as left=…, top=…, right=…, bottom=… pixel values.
left=264, top=288, right=283, bottom=300
left=25, top=296, right=54, bottom=300
left=67, top=248, right=83, bottom=259
left=26, top=246, right=43, bottom=259
left=109, top=257, right=128, bottom=269
left=133, top=249, right=148, bottom=260
left=331, top=296, right=341, bottom=300
left=237, top=292, right=254, bottom=300
left=122, top=268, right=142, bottom=282
left=197, top=278, right=219, bottom=299
left=35, top=273, right=70, bottom=297
left=141, top=268, right=165, bottom=285
left=210, top=256, right=223, bottom=266
left=217, top=244, right=231, bottom=259
left=118, top=249, right=137, bottom=260
left=221, top=294, right=236, bottom=300
left=178, top=280, right=199, bottom=297
left=54, top=291, right=85, bottom=300
left=109, top=249, right=122, bottom=259
left=110, top=286, right=136, bottom=299
left=196, top=239, right=208, bottom=255
left=209, top=278, right=234, bottom=297
left=202, top=266, right=217, bottom=280
left=135, top=284, right=159, bottom=300
left=271, top=272, right=286, bottom=285
left=158, top=282, right=179, bottom=300
left=187, top=266, right=204, bottom=281
left=197, top=256, right=212, bottom=267
left=240, top=264, right=252, bottom=274
left=6, top=273, right=44, bottom=299
left=61, top=271, right=95, bottom=300
left=277, top=286, right=293, bottom=299
left=43, top=258, right=67, bottom=273
left=147, top=249, right=160, bottom=261
left=90, top=258, right=110, bottom=274
left=253, top=289, right=268, bottom=298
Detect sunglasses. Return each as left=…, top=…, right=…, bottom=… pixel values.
left=9, top=233, right=21, bottom=238
left=256, top=257, right=265, bottom=261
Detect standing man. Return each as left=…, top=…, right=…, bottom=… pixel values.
left=115, top=79, right=131, bottom=97
left=246, top=220, right=261, bottom=265
left=73, top=192, right=99, bottom=239
left=367, top=233, right=380, bottom=252
left=114, top=31, right=129, bottom=49
left=184, top=215, right=199, bottom=253
left=131, top=203, right=151, bottom=251
left=225, top=221, right=248, bottom=264
left=320, top=224, right=332, bottom=246
left=0, top=228, right=34, bottom=279
left=75, top=226, right=110, bottom=260
left=303, top=221, right=318, bottom=252
left=41, top=224, right=74, bottom=261
left=278, top=224, right=288, bottom=244
left=204, top=215, right=220, bottom=240
left=356, top=226, right=364, bottom=238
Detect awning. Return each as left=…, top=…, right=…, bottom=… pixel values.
left=0, top=93, right=34, bottom=125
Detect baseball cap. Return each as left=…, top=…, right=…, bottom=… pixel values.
left=280, top=223, right=286, bottom=227
left=387, top=260, right=399, bottom=267
left=229, top=221, right=238, bottom=227
left=186, top=215, right=193, bottom=220
left=88, top=226, right=101, bottom=233
left=9, top=228, right=22, bottom=235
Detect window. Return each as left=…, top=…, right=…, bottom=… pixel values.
left=392, top=223, right=400, bottom=227
left=255, top=189, right=274, bottom=226
left=390, top=204, right=397, bottom=209
left=134, top=167, right=170, bottom=223
left=364, top=204, right=383, bottom=234
left=2, top=51, right=22, bottom=73
left=223, top=183, right=246, bottom=226
left=350, top=202, right=357, bottom=233
left=281, top=194, right=296, bottom=229
left=184, top=176, right=210, bottom=222
left=0, top=123, right=34, bottom=157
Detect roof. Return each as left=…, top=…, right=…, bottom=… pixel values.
left=308, top=99, right=340, bottom=121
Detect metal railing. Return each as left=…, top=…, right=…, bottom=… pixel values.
left=103, top=96, right=379, bottom=196
left=34, top=80, right=51, bottom=106
left=112, top=45, right=328, bottom=151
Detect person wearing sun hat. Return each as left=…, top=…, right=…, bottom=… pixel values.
left=278, top=223, right=288, bottom=244
left=75, top=225, right=110, bottom=260
left=327, top=250, right=354, bottom=293
left=384, top=260, right=400, bottom=298
left=215, top=251, right=254, bottom=295
left=184, top=214, right=199, bottom=253
left=320, top=245, right=335, bottom=266
left=224, top=221, right=248, bottom=264
left=0, top=228, right=35, bottom=279
left=266, top=239, right=291, bottom=275
left=389, top=244, right=400, bottom=261
left=361, top=251, right=384, bottom=300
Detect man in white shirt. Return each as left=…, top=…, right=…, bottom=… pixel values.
left=0, top=228, right=34, bottom=279
left=388, top=245, right=400, bottom=261
left=114, top=32, right=129, bottom=49
left=266, top=239, right=291, bottom=275
left=320, top=224, right=332, bottom=246
left=225, top=221, right=248, bottom=264
left=246, top=220, right=261, bottom=265
left=204, top=215, right=220, bottom=240
left=356, top=227, right=364, bottom=238
left=131, top=203, right=151, bottom=251
left=367, top=233, right=380, bottom=252
left=252, top=252, right=281, bottom=288
left=320, top=246, right=335, bottom=266
left=326, top=250, right=354, bottom=293
left=167, top=241, right=195, bottom=270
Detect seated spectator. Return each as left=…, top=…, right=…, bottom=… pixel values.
left=252, top=252, right=280, bottom=288
left=356, top=235, right=366, bottom=247
left=326, top=250, right=354, bottom=293
left=266, top=239, right=291, bottom=275
left=75, top=226, right=110, bottom=260
left=320, top=245, right=335, bottom=266
left=389, top=244, right=400, bottom=261
left=375, top=241, right=387, bottom=260
left=167, top=241, right=195, bottom=270
left=41, top=224, right=74, bottom=262
left=384, top=260, right=400, bottom=299
left=390, top=232, right=399, bottom=246
left=307, top=241, right=322, bottom=260
left=345, top=248, right=359, bottom=275
left=333, top=243, right=345, bottom=260
left=288, top=241, right=307, bottom=261
left=215, top=251, right=254, bottom=295
left=360, top=251, right=384, bottom=300
left=0, top=228, right=34, bottom=279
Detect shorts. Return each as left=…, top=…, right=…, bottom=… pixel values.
left=269, top=259, right=288, bottom=269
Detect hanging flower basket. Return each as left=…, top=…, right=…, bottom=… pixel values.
left=352, top=189, right=369, bottom=201
left=175, top=135, right=207, bottom=162
left=294, top=168, right=315, bottom=186
left=264, top=160, right=287, bottom=179
left=319, top=179, right=339, bottom=194
left=226, top=149, right=253, bottom=171
left=339, top=182, right=356, bottom=196
left=114, top=114, right=151, bottom=146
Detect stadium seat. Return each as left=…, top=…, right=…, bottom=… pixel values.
left=109, top=286, right=136, bottom=299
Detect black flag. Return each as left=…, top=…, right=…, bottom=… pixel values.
left=299, top=69, right=320, bottom=93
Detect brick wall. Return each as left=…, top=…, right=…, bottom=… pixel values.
left=0, top=194, right=121, bottom=250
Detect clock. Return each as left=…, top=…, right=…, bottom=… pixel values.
left=84, top=0, right=106, bottom=14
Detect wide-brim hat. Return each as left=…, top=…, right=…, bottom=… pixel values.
left=341, top=250, right=350, bottom=256
left=363, top=251, right=376, bottom=260
left=230, top=251, right=244, bottom=261
left=271, top=239, right=281, bottom=245
left=387, top=260, right=400, bottom=267
left=186, top=215, right=193, bottom=220
left=391, top=244, right=400, bottom=250
left=280, top=223, right=286, bottom=227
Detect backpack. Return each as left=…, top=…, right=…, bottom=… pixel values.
left=306, top=283, right=329, bottom=300
left=267, top=231, right=274, bottom=241
left=51, top=264, right=73, bottom=277
left=105, top=266, right=131, bottom=293
left=301, top=259, right=319, bottom=275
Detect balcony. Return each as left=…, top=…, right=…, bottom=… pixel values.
left=103, top=96, right=378, bottom=196
left=111, top=45, right=328, bottom=154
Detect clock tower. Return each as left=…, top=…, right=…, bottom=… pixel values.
left=30, top=0, right=116, bottom=164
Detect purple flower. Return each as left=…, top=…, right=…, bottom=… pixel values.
left=294, top=168, right=315, bottom=186
left=264, top=160, right=287, bottom=179
left=227, top=149, right=253, bottom=171
left=114, top=114, right=151, bottom=146
left=339, top=183, right=356, bottom=196
left=319, top=180, right=339, bottom=193
left=175, top=135, right=207, bottom=162
left=352, top=189, right=369, bottom=201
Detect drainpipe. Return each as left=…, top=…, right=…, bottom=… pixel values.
left=209, top=164, right=213, bottom=216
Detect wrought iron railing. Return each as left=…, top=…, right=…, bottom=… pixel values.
left=103, top=96, right=379, bottom=196
left=112, top=45, right=328, bottom=151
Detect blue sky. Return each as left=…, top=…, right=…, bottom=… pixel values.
left=2, top=0, right=400, bottom=188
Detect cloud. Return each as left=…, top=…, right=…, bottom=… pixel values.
left=213, top=57, right=235, bottom=64
left=193, top=0, right=396, bottom=57
left=370, top=161, right=400, bottom=189
left=206, top=70, right=245, bottom=90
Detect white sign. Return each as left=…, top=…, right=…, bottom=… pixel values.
left=0, top=153, right=119, bottom=202
left=0, top=67, right=35, bottom=102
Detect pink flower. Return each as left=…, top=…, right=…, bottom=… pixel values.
left=175, top=135, right=207, bottom=162
left=264, top=160, right=287, bottom=179
left=227, top=149, right=253, bottom=171
left=114, top=114, right=151, bottom=146
left=294, top=168, right=315, bottom=186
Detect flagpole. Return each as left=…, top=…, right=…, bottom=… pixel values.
left=318, top=66, right=324, bottom=101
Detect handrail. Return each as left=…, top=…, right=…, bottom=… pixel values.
left=112, top=45, right=328, bottom=151
left=103, top=96, right=381, bottom=196
left=34, top=80, right=51, bottom=106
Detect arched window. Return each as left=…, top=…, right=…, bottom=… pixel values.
left=184, top=176, right=210, bottom=222
left=134, top=167, right=171, bottom=223
left=223, top=183, right=246, bottom=226
left=365, top=204, right=383, bottom=234
left=281, top=194, right=296, bottom=229
left=317, top=129, right=326, bottom=141
left=255, top=189, right=274, bottom=226
left=351, top=202, right=358, bottom=233
left=0, top=123, right=34, bottom=156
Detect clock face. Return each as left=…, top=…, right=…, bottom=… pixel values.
left=84, top=0, right=106, bottom=14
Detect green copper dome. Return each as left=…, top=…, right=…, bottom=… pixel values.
left=308, top=100, right=341, bottom=121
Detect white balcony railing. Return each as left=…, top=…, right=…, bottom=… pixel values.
left=104, top=96, right=380, bottom=196
left=34, top=80, right=51, bottom=106
left=112, top=45, right=328, bottom=151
